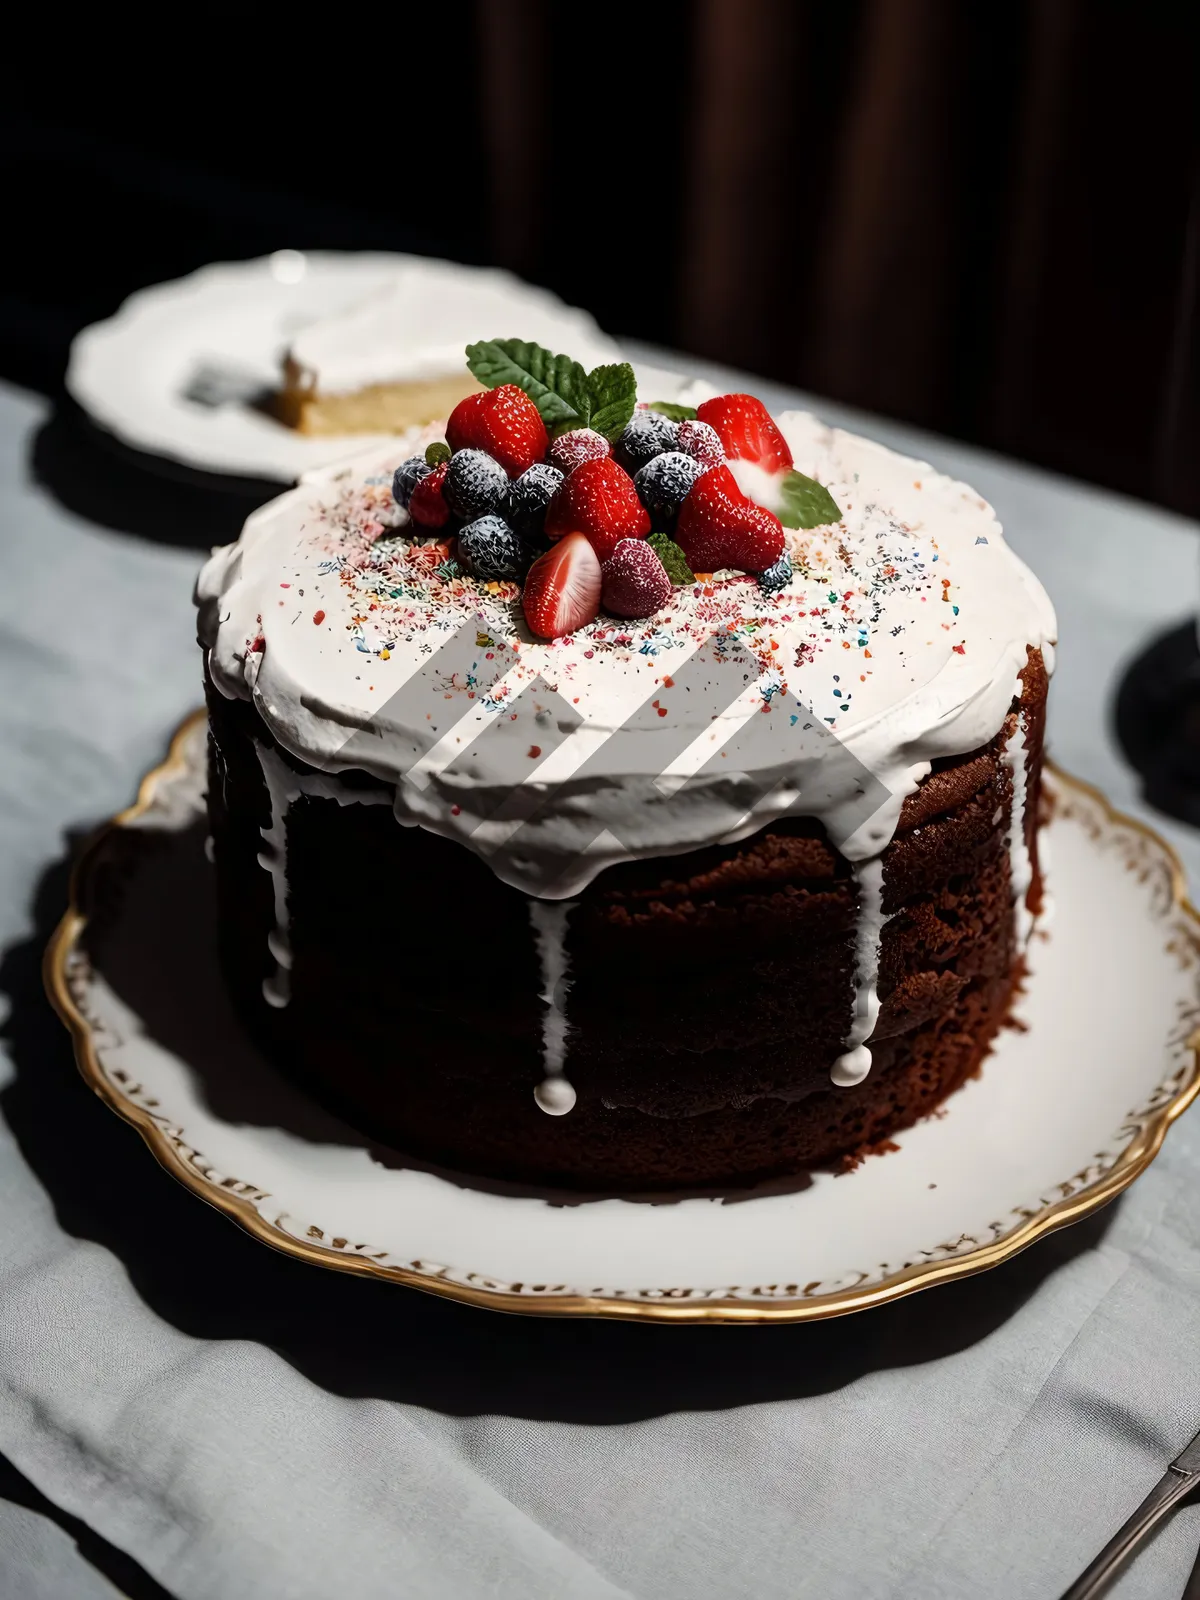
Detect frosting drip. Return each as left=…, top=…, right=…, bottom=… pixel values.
left=831, top=857, right=891, bottom=1086
left=255, top=742, right=295, bottom=1009
left=1001, top=712, right=1035, bottom=948
left=251, top=741, right=390, bottom=1008
left=528, top=900, right=578, bottom=1115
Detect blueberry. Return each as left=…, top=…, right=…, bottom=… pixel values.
left=392, top=455, right=431, bottom=510
left=634, top=451, right=703, bottom=521
left=758, top=551, right=793, bottom=595
left=443, top=448, right=509, bottom=519
left=458, top=515, right=527, bottom=580
left=614, top=410, right=679, bottom=472
left=502, top=462, right=564, bottom=537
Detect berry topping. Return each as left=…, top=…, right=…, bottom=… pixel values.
left=696, top=394, right=794, bottom=473
left=522, top=532, right=603, bottom=640
left=446, top=390, right=489, bottom=453
left=475, top=383, right=550, bottom=477
left=675, top=465, right=786, bottom=574
left=633, top=450, right=704, bottom=520
left=601, top=539, right=673, bottom=620
left=425, top=440, right=452, bottom=467
left=614, top=409, right=679, bottom=472
left=458, top=514, right=527, bottom=580
left=407, top=461, right=452, bottom=529
left=548, top=428, right=611, bottom=474
left=502, top=462, right=564, bottom=538
left=443, top=448, right=509, bottom=519
left=758, top=550, right=794, bottom=594
left=676, top=418, right=725, bottom=469
left=392, top=455, right=431, bottom=510
left=544, top=457, right=651, bottom=562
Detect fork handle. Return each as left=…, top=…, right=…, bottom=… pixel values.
left=1060, top=1468, right=1198, bottom=1600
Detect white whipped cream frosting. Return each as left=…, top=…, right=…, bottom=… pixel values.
left=197, top=410, right=1056, bottom=899
left=287, top=260, right=620, bottom=395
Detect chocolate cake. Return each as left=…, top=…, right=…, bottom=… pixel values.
left=197, top=351, right=1056, bottom=1191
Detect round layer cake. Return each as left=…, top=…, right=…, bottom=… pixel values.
left=196, top=388, right=1056, bottom=1191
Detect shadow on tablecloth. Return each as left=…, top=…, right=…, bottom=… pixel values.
left=0, top=840, right=1116, bottom=1427
left=28, top=401, right=276, bottom=553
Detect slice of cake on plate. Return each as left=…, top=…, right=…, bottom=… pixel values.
left=197, top=338, right=1056, bottom=1191
left=276, top=259, right=619, bottom=436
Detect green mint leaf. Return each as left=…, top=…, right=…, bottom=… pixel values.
left=586, top=362, right=638, bottom=442
left=777, top=469, right=842, bottom=530
left=647, top=531, right=695, bottom=586
left=425, top=440, right=451, bottom=466
left=464, top=339, right=589, bottom=428
left=646, top=401, right=698, bottom=421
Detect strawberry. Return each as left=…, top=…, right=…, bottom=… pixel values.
left=522, top=533, right=602, bottom=640
left=408, top=461, right=451, bottom=528
left=696, top=394, right=793, bottom=472
left=675, top=465, right=785, bottom=574
left=544, top=457, right=651, bottom=562
left=479, top=384, right=550, bottom=476
left=601, top=539, right=672, bottom=620
left=446, top=391, right=489, bottom=453
left=447, top=385, right=549, bottom=475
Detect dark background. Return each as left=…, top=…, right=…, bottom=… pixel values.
left=4, top=0, right=1199, bottom=513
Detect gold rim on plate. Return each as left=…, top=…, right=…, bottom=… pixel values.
left=43, top=711, right=1200, bottom=1323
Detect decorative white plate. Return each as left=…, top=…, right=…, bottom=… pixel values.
left=47, top=715, right=1200, bottom=1323
left=65, top=252, right=686, bottom=487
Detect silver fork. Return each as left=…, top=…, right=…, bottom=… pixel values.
left=1060, top=1423, right=1200, bottom=1599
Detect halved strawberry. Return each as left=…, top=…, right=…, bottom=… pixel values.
left=696, top=394, right=793, bottom=472
left=408, top=461, right=451, bottom=528
left=446, top=391, right=489, bottom=453
left=523, top=532, right=602, bottom=640
left=476, top=384, right=549, bottom=476
left=675, top=465, right=785, bottom=574
left=544, top=457, right=651, bottom=562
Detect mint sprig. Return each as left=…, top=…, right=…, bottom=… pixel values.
left=586, top=363, right=638, bottom=441
left=465, top=339, right=637, bottom=442
left=777, top=470, right=842, bottom=530
left=464, top=339, right=589, bottom=428
left=646, top=401, right=698, bottom=422
left=647, top=531, right=695, bottom=586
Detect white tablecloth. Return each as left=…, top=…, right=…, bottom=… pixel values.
left=2, top=356, right=1200, bottom=1599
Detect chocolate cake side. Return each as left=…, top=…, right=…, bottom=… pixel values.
left=203, top=649, right=1047, bottom=1190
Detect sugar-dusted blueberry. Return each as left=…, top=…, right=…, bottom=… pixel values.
left=634, top=451, right=704, bottom=521
left=458, top=514, right=527, bottom=580
left=392, top=454, right=431, bottom=510
left=758, top=550, right=793, bottom=595
left=548, top=428, right=610, bottom=474
left=443, top=448, right=509, bottom=519
left=614, top=410, right=679, bottom=472
left=676, top=418, right=725, bottom=469
left=502, top=461, right=565, bottom=537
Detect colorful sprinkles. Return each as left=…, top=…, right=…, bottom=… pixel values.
left=253, top=453, right=968, bottom=733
